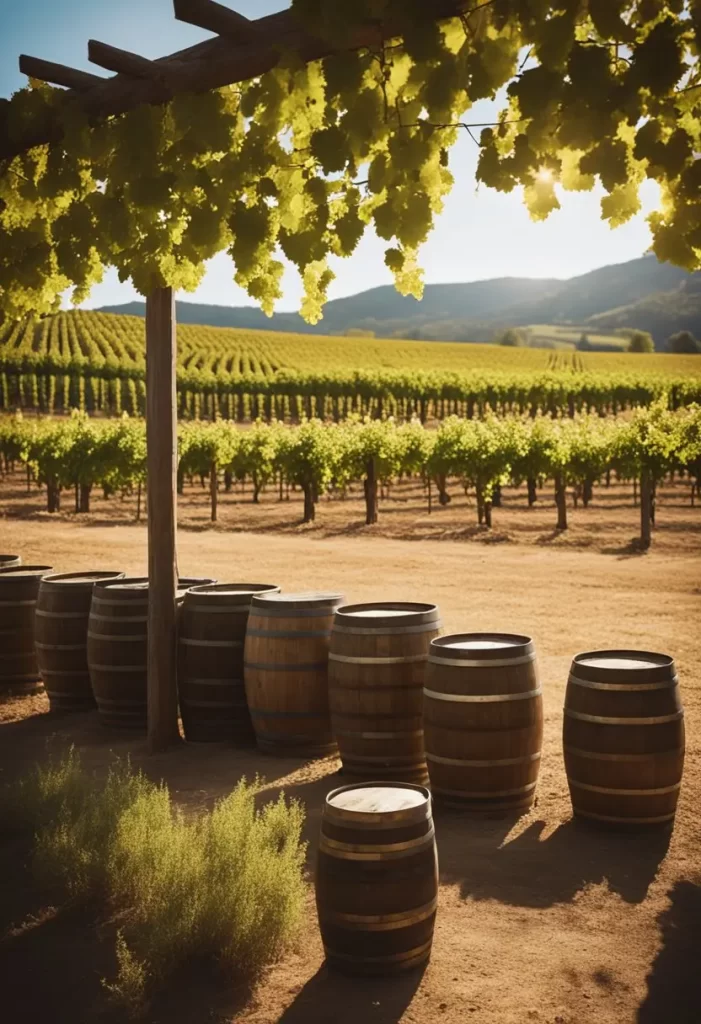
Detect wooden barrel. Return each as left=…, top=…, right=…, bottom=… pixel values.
left=244, top=591, right=343, bottom=756
left=35, top=571, right=125, bottom=712
left=424, top=633, right=543, bottom=813
left=178, top=582, right=279, bottom=743
left=328, top=603, right=441, bottom=784
left=316, top=782, right=438, bottom=976
left=0, top=566, right=53, bottom=694
left=563, top=650, right=685, bottom=827
left=87, top=576, right=215, bottom=729
left=0, top=555, right=21, bottom=570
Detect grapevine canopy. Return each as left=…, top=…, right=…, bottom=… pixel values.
left=1, top=0, right=700, bottom=326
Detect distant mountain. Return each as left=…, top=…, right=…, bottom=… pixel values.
left=98, top=255, right=700, bottom=347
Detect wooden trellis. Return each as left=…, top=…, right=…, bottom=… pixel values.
left=3, top=0, right=468, bottom=750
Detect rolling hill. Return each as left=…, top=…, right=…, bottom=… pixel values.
left=98, top=255, right=700, bottom=348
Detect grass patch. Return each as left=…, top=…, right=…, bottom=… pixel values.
left=4, top=749, right=307, bottom=1015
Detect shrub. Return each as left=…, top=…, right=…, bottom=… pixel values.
left=5, top=751, right=307, bottom=1013
left=628, top=330, right=655, bottom=353
left=498, top=328, right=525, bottom=346
left=666, top=330, right=701, bottom=354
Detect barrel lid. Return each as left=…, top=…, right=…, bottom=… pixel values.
left=0, top=565, right=52, bottom=577
left=431, top=632, right=534, bottom=660
left=99, top=577, right=149, bottom=591
left=572, top=650, right=675, bottom=683
left=40, top=571, right=125, bottom=586
left=325, top=782, right=431, bottom=825
left=186, top=583, right=280, bottom=600
left=0, top=554, right=20, bottom=561
left=178, top=577, right=216, bottom=588
left=251, top=591, right=343, bottom=610
left=335, top=602, right=439, bottom=631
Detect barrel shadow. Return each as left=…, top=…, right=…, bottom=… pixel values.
left=276, top=962, right=425, bottom=1024
left=437, top=815, right=671, bottom=907
left=637, top=880, right=701, bottom=1024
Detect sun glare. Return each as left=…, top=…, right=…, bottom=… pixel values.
left=535, top=166, right=554, bottom=183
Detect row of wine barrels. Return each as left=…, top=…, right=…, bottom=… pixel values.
left=0, top=566, right=53, bottom=693
left=87, top=576, right=215, bottom=729
left=0, top=555, right=21, bottom=570
left=244, top=592, right=343, bottom=756
left=563, top=651, right=684, bottom=827
left=178, top=583, right=279, bottom=742
left=316, top=782, right=438, bottom=975
left=424, top=634, right=543, bottom=813
left=329, top=603, right=441, bottom=784
left=35, top=571, right=125, bottom=711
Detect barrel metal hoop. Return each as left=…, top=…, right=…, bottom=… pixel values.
left=563, top=745, right=685, bottom=762
left=574, top=809, right=677, bottom=825
left=91, top=595, right=148, bottom=607
left=250, top=607, right=337, bottom=619
left=244, top=660, right=328, bottom=672
left=181, top=677, right=242, bottom=687
left=320, top=897, right=437, bottom=932
left=246, top=628, right=332, bottom=639
left=424, top=687, right=542, bottom=703
left=0, top=599, right=36, bottom=607
left=182, top=699, right=244, bottom=709
left=564, top=709, right=684, bottom=725
left=319, top=827, right=435, bottom=860
left=323, top=938, right=433, bottom=965
left=249, top=707, right=328, bottom=719
left=35, top=609, right=88, bottom=619
left=87, top=632, right=146, bottom=643
left=335, top=729, right=423, bottom=740
left=568, top=673, right=679, bottom=692
left=340, top=753, right=426, bottom=765
left=89, top=664, right=147, bottom=672
left=37, top=668, right=90, bottom=676
left=179, top=638, right=243, bottom=648
left=568, top=779, right=682, bottom=796
left=330, top=654, right=428, bottom=666
left=431, top=782, right=537, bottom=798
left=185, top=605, right=251, bottom=614
left=333, top=622, right=442, bottom=636
left=89, top=613, right=148, bottom=623
left=428, top=653, right=536, bottom=668
left=426, top=751, right=542, bottom=768
left=35, top=642, right=85, bottom=651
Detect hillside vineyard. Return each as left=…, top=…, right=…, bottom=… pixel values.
left=1, top=311, right=700, bottom=420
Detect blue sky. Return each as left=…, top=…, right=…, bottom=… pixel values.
left=2, top=0, right=660, bottom=312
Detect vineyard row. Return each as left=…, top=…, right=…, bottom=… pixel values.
left=2, top=407, right=699, bottom=548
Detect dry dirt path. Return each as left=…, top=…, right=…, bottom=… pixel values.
left=0, top=521, right=699, bottom=1024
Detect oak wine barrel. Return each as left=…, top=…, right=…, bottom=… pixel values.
left=424, top=633, right=543, bottom=813
left=35, top=571, right=125, bottom=711
left=563, top=650, right=685, bottom=827
left=178, top=582, right=279, bottom=743
left=244, top=591, right=343, bottom=756
left=88, top=576, right=215, bottom=729
left=0, top=565, right=53, bottom=694
left=0, top=555, right=21, bottom=570
left=316, top=782, right=438, bottom=975
left=329, top=603, right=441, bottom=783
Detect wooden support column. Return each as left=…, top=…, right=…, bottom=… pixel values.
left=146, top=287, right=180, bottom=752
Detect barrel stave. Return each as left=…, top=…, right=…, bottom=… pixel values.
left=424, top=634, right=543, bottom=812
left=0, top=566, right=52, bottom=694
left=563, top=650, right=685, bottom=827
left=329, top=603, right=440, bottom=784
left=244, top=593, right=341, bottom=757
left=87, top=579, right=149, bottom=729
left=316, top=783, right=438, bottom=976
left=178, top=583, right=278, bottom=743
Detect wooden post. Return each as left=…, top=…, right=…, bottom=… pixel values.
left=146, top=287, right=180, bottom=752
left=640, top=470, right=652, bottom=550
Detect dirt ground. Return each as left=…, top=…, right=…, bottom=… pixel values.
left=0, top=474, right=700, bottom=1024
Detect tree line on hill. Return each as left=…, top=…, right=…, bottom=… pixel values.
left=499, top=327, right=701, bottom=354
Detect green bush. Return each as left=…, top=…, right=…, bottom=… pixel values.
left=5, top=750, right=307, bottom=1015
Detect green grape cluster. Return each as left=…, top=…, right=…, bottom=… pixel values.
left=0, top=2, right=700, bottom=327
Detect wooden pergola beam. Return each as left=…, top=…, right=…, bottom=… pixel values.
left=18, top=55, right=105, bottom=92
left=173, top=0, right=258, bottom=42
left=1, top=2, right=470, bottom=163
left=88, top=41, right=162, bottom=80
